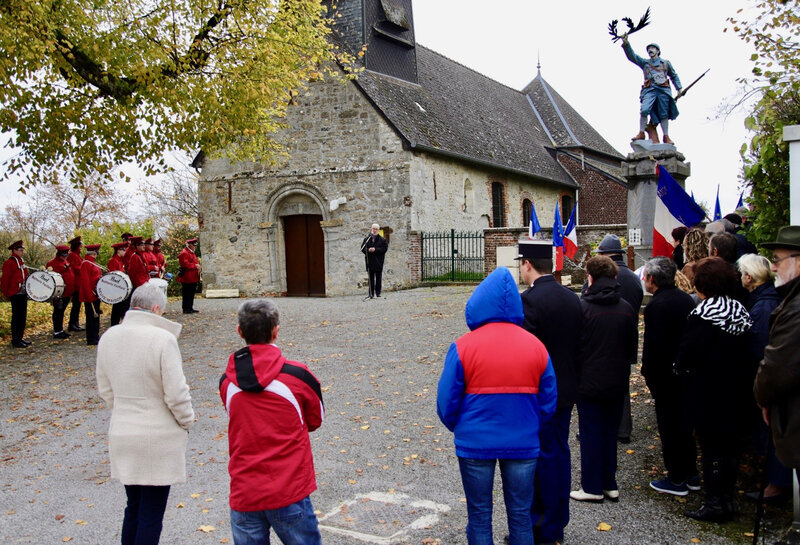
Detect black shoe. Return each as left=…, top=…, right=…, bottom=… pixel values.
left=68, top=324, right=85, bottom=332
left=191, top=309, right=199, bottom=313
left=182, top=311, right=193, bottom=314
left=11, top=341, right=28, bottom=348
left=20, top=339, right=31, bottom=346
left=86, top=341, right=98, bottom=346
left=684, top=502, right=734, bottom=522
left=618, top=436, right=631, bottom=444
left=53, top=331, right=70, bottom=339
left=376, top=294, right=381, bottom=297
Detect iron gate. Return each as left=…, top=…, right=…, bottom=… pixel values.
left=421, top=230, right=485, bottom=282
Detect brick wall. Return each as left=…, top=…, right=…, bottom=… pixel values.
left=557, top=153, right=627, bottom=225
left=484, top=228, right=524, bottom=275
left=407, top=231, right=421, bottom=283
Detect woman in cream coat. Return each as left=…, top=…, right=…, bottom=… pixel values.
left=97, top=282, right=194, bottom=545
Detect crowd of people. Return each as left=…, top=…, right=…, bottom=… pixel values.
left=437, top=217, right=800, bottom=544
left=1, top=234, right=201, bottom=347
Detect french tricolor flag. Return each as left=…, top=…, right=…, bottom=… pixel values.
left=653, top=166, right=705, bottom=257
left=563, top=205, right=578, bottom=260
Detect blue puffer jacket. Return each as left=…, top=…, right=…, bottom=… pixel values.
left=436, top=267, right=557, bottom=459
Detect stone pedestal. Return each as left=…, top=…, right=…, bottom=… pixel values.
left=622, top=148, right=691, bottom=266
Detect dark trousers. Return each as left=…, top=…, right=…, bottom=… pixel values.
left=52, top=296, right=67, bottom=333
left=697, top=435, right=740, bottom=502
left=532, top=406, right=572, bottom=543
left=111, top=296, right=131, bottom=327
left=618, top=387, right=632, bottom=440
left=10, top=293, right=28, bottom=343
left=68, top=290, right=81, bottom=327
left=577, top=397, right=625, bottom=495
left=648, top=379, right=697, bottom=483
left=181, top=282, right=197, bottom=312
left=121, top=484, right=170, bottom=545
left=368, top=269, right=383, bottom=297
left=83, top=301, right=101, bottom=345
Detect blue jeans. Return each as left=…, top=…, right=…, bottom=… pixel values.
left=458, top=457, right=537, bottom=545
left=230, top=496, right=321, bottom=545
left=121, top=485, right=170, bottom=545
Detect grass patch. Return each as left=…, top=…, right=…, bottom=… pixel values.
left=424, top=271, right=485, bottom=283
left=0, top=299, right=114, bottom=343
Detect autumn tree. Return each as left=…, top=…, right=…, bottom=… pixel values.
left=0, top=0, right=358, bottom=189
left=139, top=168, right=199, bottom=237
left=728, top=0, right=800, bottom=244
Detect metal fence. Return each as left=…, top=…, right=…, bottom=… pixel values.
left=421, top=230, right=485, bottom=282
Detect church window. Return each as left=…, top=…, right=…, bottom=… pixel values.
left=491, top=182, right=505, bottom=227
left=522, top=199, right=532, bottom=226
left=561, top=195, right=573, bottom=224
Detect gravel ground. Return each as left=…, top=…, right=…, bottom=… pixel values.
left=0, top=286, right=791, bottom=544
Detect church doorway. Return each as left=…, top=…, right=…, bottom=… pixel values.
left=283, top=214, right=326, bottom=296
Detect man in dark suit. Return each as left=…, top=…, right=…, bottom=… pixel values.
left=360, top=223, right=388, bottom=298
left=584, top=234, right=644, bottom=443
left=642, top=256, right=699, bottom=496
left=517, top=240, right=584, bottom=545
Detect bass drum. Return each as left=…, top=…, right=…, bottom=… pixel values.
left=97, top=271, right=133, bottom=304
left=25, top=270, right=65, bottom=302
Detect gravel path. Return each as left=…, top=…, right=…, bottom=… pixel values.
left=0, top=287, right=789, bottom=544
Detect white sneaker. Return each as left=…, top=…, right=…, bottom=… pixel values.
left=603, top=489, right=620, bottom=502
left=570, top=489, right=604, bottom=503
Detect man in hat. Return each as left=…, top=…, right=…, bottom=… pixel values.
left=1, top=241, right=30, bottom=348
left=126, top=237, right=150, bottom=292
left=622, top=35, right=682, bottom=145
left=755, top=226, right=800, bottom=472
left=153, top=239, right=166, bottom=278
left=80, top=244, right=104, bottom=345
left=584, top=234, right=644, bottom=444
left=107, top=242, right=130, bottom=326
left=67, top=236, right=85, bottom=331
left=46, top=245, right=76, bottom=339
left=516, top=239, right=584, bottom=545
left=144, top=238, right=158, bottom=277
left=178, top=238, right=201, bottom=314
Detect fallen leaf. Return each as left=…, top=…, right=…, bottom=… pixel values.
left=55, top=514, right=64, bottom=520
left=176, top=502, right=185, bottom=509
left=75, top=520, right=88, bottom=526
left=62, top=538, right=72, bottom=543
left=597, top=522, right=612, bottom=531
left=191, top=493, right=201, bottom=498
left=198, top=525, right=216, bottom=533
left=691, top=539, right=701, bottom=543
left=220, top=539, right=229, bottom=544
left=626, top=449, right=635, bottom=455
left=360, top=425, right=370, bottom=430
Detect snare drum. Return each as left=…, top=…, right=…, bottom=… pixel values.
left=25, top=270, right=65, bottom=302
left=97, top=271, right=133, bottom=304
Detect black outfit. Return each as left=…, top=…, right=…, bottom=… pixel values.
left=734, top=232, right=757, bottom=259
left=181, top=284, right=197, bottom=313
left=10, top=293, right=28, bottom=345
left=521, top=274, right=584, bottom=543
left=84, top=300, right=101, bottom=345
left=583, top=255, right=644, bottom=441
left=642, top=285, right=698, bottom=484
left=672, top=243, right=685, bottom=269
left=68, top=291, right=83, bottom=330
left=111, top=296, right=131, bottom=326
left=676, top=296, right=753, bottom=520
left=52, top=296, right=68, bottom=334
left=576, top=276, right=639, bottom=495
left=361, top=233, right=388, bottom=297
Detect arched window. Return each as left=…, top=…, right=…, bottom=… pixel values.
left=463, top=179, right=474, bottom=213
left=522, top=199, right=532, bottom=227
left=561, top=195, right=573, bottom=225
left=491, top=182, right=505, bottom=227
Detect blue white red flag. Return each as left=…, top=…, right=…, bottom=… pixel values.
left=714, top=185, right=722, bottom=221
left=563, top=205, right=578, bottom=260
left=736, top=191, right=744, bottom=210
left=528, top=202, right=541, bottom=239
left=653, top=166, right=705, bottom=257
left=553, top=202, right=565, bottom=270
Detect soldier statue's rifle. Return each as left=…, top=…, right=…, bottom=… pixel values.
left=608, top=7, right=651, bottom=43
left=675, top=68, right=710, bottom=101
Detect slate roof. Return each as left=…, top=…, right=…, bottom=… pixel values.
left=351, top=45, right=622, bottom=188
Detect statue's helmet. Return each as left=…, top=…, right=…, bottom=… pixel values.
left=647, top=43, right=661, bottom=54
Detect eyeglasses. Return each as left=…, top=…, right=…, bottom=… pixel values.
left=771, top=254, right=800, bottom=265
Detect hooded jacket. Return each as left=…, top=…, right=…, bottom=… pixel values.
left=220, top=344, right=324, bottom=512
left=437, top=267, right=557, bottom=459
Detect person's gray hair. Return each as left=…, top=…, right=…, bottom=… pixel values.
left=238, top=299, right=280, bottom=344
left=372, top=223, right=380, bottom=229
left=131, top=282, right=167, bottom=311
left=644, top=256, right=677, bottom=289
left=737, top=253, right=774, bottom=286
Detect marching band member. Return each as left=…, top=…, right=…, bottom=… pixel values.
left=1, top=240, right=29, bottom=348
left=126, top=237, right=150, bottom=291
left=121, top=232, right=134, bottom=269
left=178, top=238, right=201, bottom=314
left=67, top=236, right=85, bottom=332
left=108, top=242, right=130, bottom=326
left=153, top=239, right=166, bottom=278
left=80, top=244, right=104, bottom=345
left=143, top=238, right=158, bottom=277
left=46, top=245, right=75, bottom=339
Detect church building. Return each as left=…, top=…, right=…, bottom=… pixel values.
left=196, top=0, right=627, bottom=296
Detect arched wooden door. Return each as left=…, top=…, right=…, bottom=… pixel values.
left=283, top=214, right=325, bottom=296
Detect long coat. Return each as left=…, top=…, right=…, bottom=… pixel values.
left=755, top=277, right=800, bottom=467
left=361, top=234, right=387, bottom=271
left=96, top=310, right=194, bottom=485
left=178, top=247, right=201, bottom=283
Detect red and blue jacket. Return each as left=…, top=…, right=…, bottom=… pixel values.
left=437, top=267, right=557, bottom=459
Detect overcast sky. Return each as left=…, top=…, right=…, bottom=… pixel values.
left=1, top=1, right=760, bottom=219
left=413, top=0, right=759, bottom=215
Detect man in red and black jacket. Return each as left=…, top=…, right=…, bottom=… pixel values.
left=1, top=240, right=30, bottom=348
left=219, top=299, right=324, bottom=545
left=80, top=244, right=104, bottom=345
left=126, top=237, right=150, bottom=291
left=107, top=241, right=130, bottom=327
left=46, top=245, right=75, bottom=339
left=67, top=236, right=85, bottom=332
left=178, top=238, right=201, bottom=314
